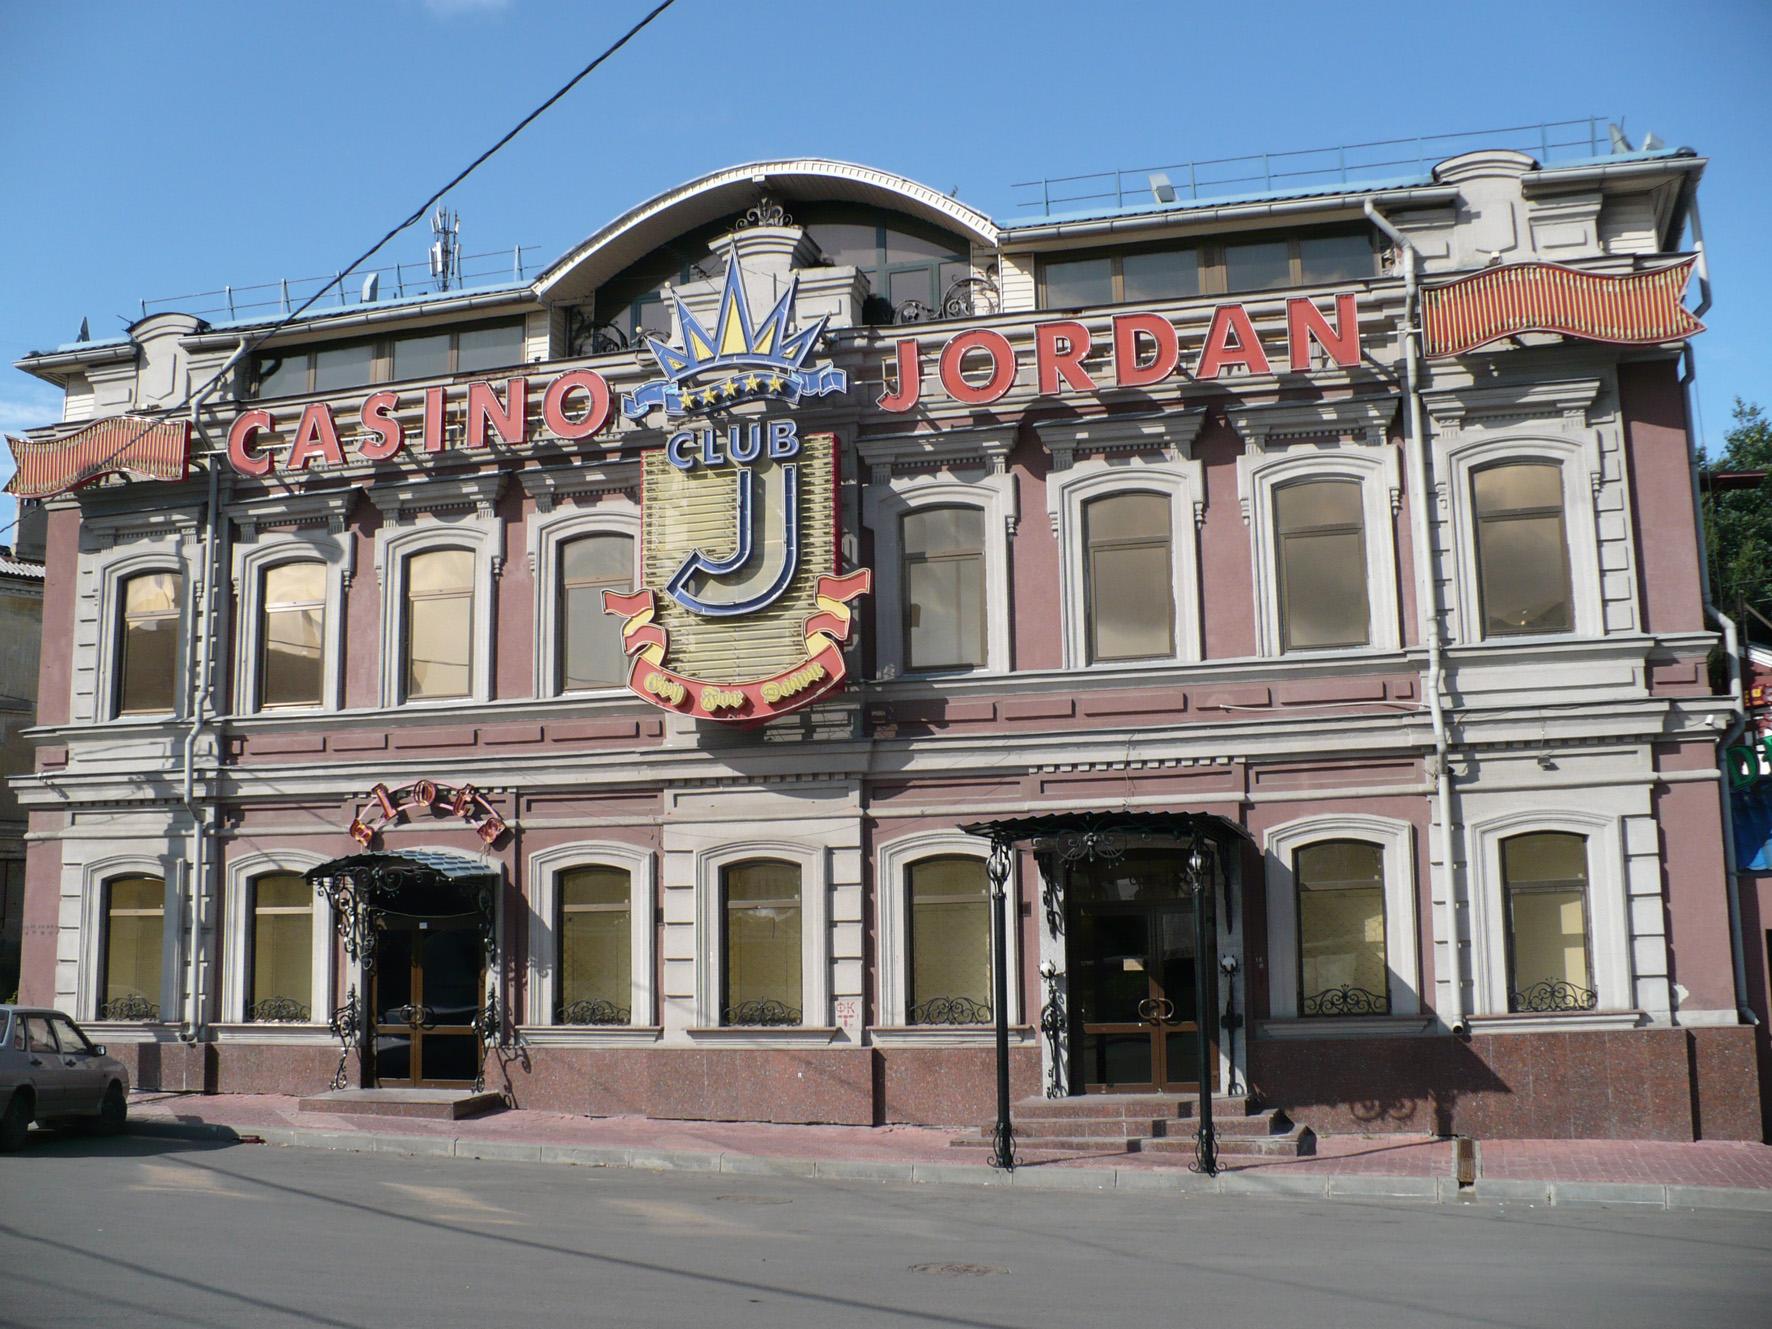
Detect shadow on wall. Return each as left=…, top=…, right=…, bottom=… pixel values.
left=1249, top=1034, right=1508, bottom=1138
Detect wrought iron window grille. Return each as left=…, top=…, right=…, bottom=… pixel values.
left=248, top=996, right=312, bottom=1023
left=722, top=999, right=803, bottom=1028
left=1301, top=985, right=1390, bottom=1017
left=559, top=998, right=632, bottom=1026
left=895, top=275, right=1002, bottom=326
left=907, top=995, right=992, bottom=1026
left=1509, top=980, right=1598, bottom=1013
left=98, top=992, right=159, bottom=1022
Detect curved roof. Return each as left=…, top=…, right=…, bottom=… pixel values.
left=534, top=158, right=1000, bottom=304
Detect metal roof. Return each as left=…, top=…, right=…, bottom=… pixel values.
left=0, top=556, right=46, bottom=580
left=960, top=810, right=1252, bottom=846
left=306, top=849, right=497, bottom=883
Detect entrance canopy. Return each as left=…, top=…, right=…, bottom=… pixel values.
left=960, top=810, right=1251, bottom=850
left=305, top=850, right=498, bottom=970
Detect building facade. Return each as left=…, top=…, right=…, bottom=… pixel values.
left=9, top=139, right=1762, bottom=1140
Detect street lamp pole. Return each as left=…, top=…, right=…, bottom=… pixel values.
left=1187, top=838, right=1219, bottom=1176
left=987, top=836, right=1016, bottom=1171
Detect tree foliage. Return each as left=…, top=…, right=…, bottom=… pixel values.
left=1703, top=399, right=1772, bottom=632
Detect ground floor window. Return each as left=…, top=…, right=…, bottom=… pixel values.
left=722, top=860, right=801, bottom=1026
left=101, top=875, right=164, bottom=1020
left=1503, top=831, right=1596, bottom=1012
left=248, top=873, right=313, bottom=1022
left=1295, top=840, right=1389, bottom=1016
left=907, top=856, right=991, bottom=1024
left=558, top=865, right=632, bottom=1025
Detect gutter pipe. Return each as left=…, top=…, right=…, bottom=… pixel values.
left=1364, top=199, right=1466, bottom=1035
left=1677, top=198, right=1755, bottom=1025
left=179, top=339, right=250, bottom=1046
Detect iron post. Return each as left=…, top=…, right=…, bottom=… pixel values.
left=1188, top=838, right=1219, bottom=1176
left=987, top=836, right=1015, bottom=1171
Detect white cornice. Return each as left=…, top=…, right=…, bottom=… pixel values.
left=1033, top=407, right=1207, bottom=470
left=1226, top=396, right=1397, bottom=452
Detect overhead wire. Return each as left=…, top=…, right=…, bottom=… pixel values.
left=0, top=0, right=678, bottom=540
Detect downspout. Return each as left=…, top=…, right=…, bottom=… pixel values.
left=1678, top=199, right=1754, bottom=1023
left=179, top=339, right=250, bottom=1045
left=1365, top=200, right=1466, bottom=1034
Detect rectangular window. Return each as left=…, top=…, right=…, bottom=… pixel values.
left=312, top=342, right=375, bottom=393
left=392, top=332, right=451, bottom=381
left=1503, top=832, right=1595, bottom=1012
left=118, top=571, right=181, bottom=715
left=1299, top=232, right=1377, bottom=285
left=456, top=321, right=525, bottom=375
left=1040, top=247, right=1202, bottom=308
left=1042, top=257, right=1114, bottom=308
left=1084, top=492, right=1174, bottom=662
left=1275, top=479, right=1370, bottom=651
left=249, top=873, right=312, bottom=1022
left=722, top=861, right=802, bottom=1026
left=1473, top=463, right=1573, bottom=636
left=1223, top=239, right=1292, bottom=292
left=903, top=507, right=986, bottom=671
left=907, top=857, right=991, bottom=1025
left=102, top=875, right=164, bottom=1021
left=404, top=548, right=475, bottom=701
left=558, top=866, right=632, bottom=1025
left=259, top=561, right=326, bottom=709
left=254, top=351, right=310, bottom=398
left=559, top=534, right=634, bottom=691
left=1295, top=841, right=1388, bottom=1016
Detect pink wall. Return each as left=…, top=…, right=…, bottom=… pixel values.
left=1654, top=741, right=1737, bottom=1011
left=34, top=507, right=78, bottom=728
left=1196, top=417, right=1257, bottom=659
left=1619, top=359, right=1705, bottom=635
left=1009, top=423, right=1061, bottom=671
left=495, top=485, right=534, bottom=699
left=343, top=508, right=383, bottom=709
left=17, top=810, right=64, bottom=1004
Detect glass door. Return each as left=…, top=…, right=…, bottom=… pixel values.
left=371, top=920, right=483, bottom=1088
left=1073, top=901, right=1215, bottom=1094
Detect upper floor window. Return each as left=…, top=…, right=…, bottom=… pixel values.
left=258, top=561, right=325, bottom=709
left=101, top=875, right=164, bottom=1021
left=1472, top=462, right=1573, bottom=636
left=117, top=571, right=181, bottom=715
left=1225, top=231, right=1376, bottom=293
left=1043, top=246, right=1203, bottom=309
left=1275, top=478, right=1369, bottom=651
left=907, top=857, right=992, bottom=1025
left=1084, top=491, right=1174, bottom=662
left=254, top=318, right=526, bottom=397
left=559, top=534, right=633, bottom=691
left=404, top=548, right=475, bottom=701
left=1502, top=832, right=1595, bottom=1013
left=903, top=506, right=986, bottom=671
left=722, top=860, right=802, bottom=1027
left=1295, top=840, right=1388, bottom=1016
left=1038, top=230, right=1374, bottom=308
left=558, top=866, right=633, bottom=1026
left=247, top=873, right=312, bottom=1023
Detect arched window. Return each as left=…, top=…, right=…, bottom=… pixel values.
left=558, top=866, right=633, bottom=1025
left=906, top=857, right=991, bottom=1025
left=258, top=562, right=326, bottom=709
left=117, top=572, right=181, bottom=715
left=1274, top=478, right=1369, bottom=651
left=101, top=875, right=164, bottom=1020
left=1083, top=492, right=1173, bottom=662
left=403, top=548, right=475, bottom=700
left=1295, top=840, right=1388, bottom=1016
left=1502, top=832, right=1595, bottom=1011
left=247, top=873, right=312, bottom=1022
left=902, top=506, right=985, bottom=671
left=1473, top=462, right=1573, bottom=636
left=722, top=860, right=802, bottom=1026
left=558, top=534, right=633, bottom=691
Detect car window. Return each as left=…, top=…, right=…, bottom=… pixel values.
left=24, top=1017, right=55, bottom=1053
left=7, top=1017, right=21, bottom=1051
left=49, top=1015, right=95, bottom=1056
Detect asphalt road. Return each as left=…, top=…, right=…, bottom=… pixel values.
left=1, top=1133, right=1768, bottom=1329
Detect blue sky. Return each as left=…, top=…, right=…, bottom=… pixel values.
left=3, top=0, right=1769, bottom=530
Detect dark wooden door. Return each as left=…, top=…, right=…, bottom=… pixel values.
left=372, top=920, right=482, bottom=1087
left=1074, top=901, right=1214, bottom=1094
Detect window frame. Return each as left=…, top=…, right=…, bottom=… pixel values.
left=691, top=842, right=831, bottom=1039
left=523, top=841, right=657, bottom=1042
left=114, top=569, right=184, bottom=718
left=900, top=504, right=989, bottom=674
left=1036, top=228, right=1377, bottom=309
left=1083, top=491, right=1177, bottom=664
left=1293, top=838, right=1390, bottom=1017
left=1274, top=477, right=1371, bottom=653
left=233, top=533, right=351, bottom=715
left=251, top=316, right=530, bottom=399
left=78, top=856, right=177, bottom=1026
left=1499, top=832, right=1598, bottom=1015
left=1471, top=462, right=1577, bottom=639
left=219, top=851, right=334, bottom=1031
left=99, top=557, right=187, bottom=721
left=374, top=516, right=500, bottom=708
left=1262, top=815, right=1420, bottom=1022
left=527, top=503, right=642, bottom=698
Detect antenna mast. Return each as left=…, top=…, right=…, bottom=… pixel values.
left=429, top=205, right=461, bottom=292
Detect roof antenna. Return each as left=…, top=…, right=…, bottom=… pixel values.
left=429, top=205, right=461, bottom=293
left=75, top=317, right=90, bottom=343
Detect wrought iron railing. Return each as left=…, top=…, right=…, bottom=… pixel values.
left=1302, top=985, right=1390, bottom=1017
left=722, top=999, right=802, bottom=1027
left=98, top=992, right=159, bottom=1021
left=559, top=998, right=632, bottom=1026
left=1510, top=980, right=1598, bottom=1013
left=907, top=995, right=991, bottom=1026
left=248, top=996, right=312, bottom=1023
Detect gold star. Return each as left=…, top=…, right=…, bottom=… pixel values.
left=745, top=373, right=762, bottom=392
left=767, top=374, right=784, bottom=392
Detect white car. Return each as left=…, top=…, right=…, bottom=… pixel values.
left=0, top=1006, right=131, bottom=1150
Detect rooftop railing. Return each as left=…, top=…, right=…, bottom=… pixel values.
left=1009, top=116, right=1627, bottom=217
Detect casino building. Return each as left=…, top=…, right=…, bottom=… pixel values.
left=9, top=131, right=1764, bottom=1143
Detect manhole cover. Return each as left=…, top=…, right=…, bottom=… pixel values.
left=908, top=1263, right=1007, bottom=1278
left=714, top=1194, right=792, bottom=1205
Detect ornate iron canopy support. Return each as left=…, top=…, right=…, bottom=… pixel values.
left=1184, top=839, right=1220, bottom=1177
left=328, top=984, right=361, bottom=1092
left=1038, top=960, right=1067, bottom=1099
left=985, top=836, right=1016, bottom=1172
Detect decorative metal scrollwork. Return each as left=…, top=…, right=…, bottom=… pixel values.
left=559, top=998, right=632, bottom=1026
left=1302, top=985, right=1391, bottom=1017
left=907, top=995, right=992, bottom=1026
left=896, top=274, right=1002, bottom=325
left=738, top=194, right=793, bottom=229
left=249, top=996, right=312, bottom=1023
left=722, top=999, right=802, bottom=1027
left=1032, top=846, right=1064, bottom=938
left=98, top=992, right=159, bottom=1022
left=328, top=985, right=361, bottom=1091
left=1038, top=963, right=1067, bottom=1099
left=565, top=307, right=631, bottom=358
left=1509, top=980, right=1598, bottom=1013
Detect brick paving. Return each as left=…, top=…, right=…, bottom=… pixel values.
left=123, top=1091, right=1772, bottom=1191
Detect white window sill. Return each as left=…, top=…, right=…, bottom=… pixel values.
left=869, top=1025, right=1035, bottom=1048
left=517, top=1025, right=662, bottom=1048
left=1463, top=1009, right=1645, bottom=1034
left=1257, top=1016, right=1435, bottom=1040
left=79, top=1022, right=180, bottom=1043
left=211, top=1022, right=335, bottom=1045
left=684, top=1026, right=841, bottom=1048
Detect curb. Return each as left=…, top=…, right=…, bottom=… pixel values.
left=123, top=1121, right=1772, bottom=1215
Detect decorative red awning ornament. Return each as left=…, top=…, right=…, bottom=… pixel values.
left=1421, top=259, right=1704, bottom=359
left=4, top=415, right=191, bottom=498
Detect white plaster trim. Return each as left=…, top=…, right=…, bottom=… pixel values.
left=874, top=830, right=1021, bottom=1029
left=693, top=841, right=830, bottom=1030
left=1261, top=814, right=1421, bottom=1020
left=526, top=501, right=641, bottom=699
left=682, top=1026, right=840, bottom=1046
left=210, top=1023, right=335, bottom=1045
left=1045, top=455, right=1204, bottom=668
left=1465, top=808, right=1629, bottom=1018
left=231, top=532, right=352, bottom=714
left=1032, top=408, right=1207, bottom=472
left=1255, top=1016, right=1436, bottom=1040
left=87, top=544, right=194, bottom=723
left=515, top=460, right=641, bottom=514
left=1236, top=444, right=1403, bottom=658
left=374, top=518, right=501, bottom=707
left=868, top=1026, right=1035, bottom=1047
left=1463, top=1010, right=1644, bottom=1034
left=1436, top=432, right=1605, bottom=643
left=220, top=849, right=334, bottom=1026
left=1226, top=397, right=1396, bottom=453
left=517, top=1025, right=663, bottom=1047
left=863, top=466, right=1014, bottom=680
left=524, top=840, right=656, bottom=1028
left=77, top=851, right=181, bottom=1024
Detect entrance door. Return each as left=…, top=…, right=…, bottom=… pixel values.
left=1073, top=901, right=1215, bottom=1094
left=371, top=919, right=483, bottom=1087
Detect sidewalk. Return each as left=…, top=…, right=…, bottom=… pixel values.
left=123, top=1091, right=1772, bottom=1213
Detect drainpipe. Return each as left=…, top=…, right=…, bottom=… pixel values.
left=179, top=339, right=250, bottom=1047
left=1365, top=200, right=1466, bottom=1035
left=1678, top=199, right=1755, bottom=1024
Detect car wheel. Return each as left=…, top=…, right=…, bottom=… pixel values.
left=95, top=1083, right=127, bottom=1136
left=0, top=1093, right=30, bottom=1152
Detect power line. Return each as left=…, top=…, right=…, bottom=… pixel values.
left=0, top=0, right=678, bottom=537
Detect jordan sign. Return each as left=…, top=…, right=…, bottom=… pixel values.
left=607, top=260, right=870, bottom=724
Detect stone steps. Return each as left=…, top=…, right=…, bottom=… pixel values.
left=1013, top=1094, right=1256, bottom=1122
left=1142, top=1124, right=1316, bottom=1158
left=954, top=1097, right=1315, bottom=1161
